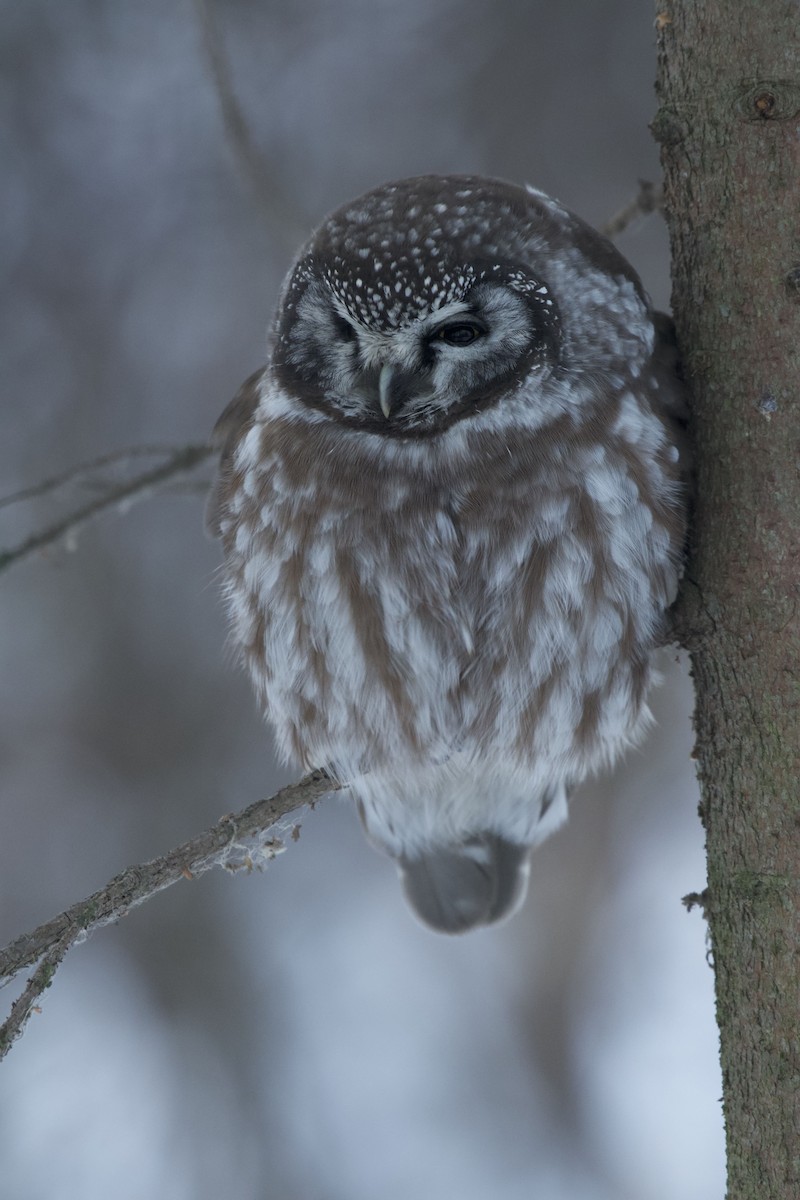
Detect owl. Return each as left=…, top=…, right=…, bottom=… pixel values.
left=208, top=174, right=687, bottom=933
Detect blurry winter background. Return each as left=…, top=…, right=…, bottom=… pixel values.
left=0, top=2, right=723, bottom=1197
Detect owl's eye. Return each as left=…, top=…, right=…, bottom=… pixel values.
left=431, top=321, right=485, bottom=347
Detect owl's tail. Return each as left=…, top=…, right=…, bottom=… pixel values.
left=397, top=834, right=531, bottom=934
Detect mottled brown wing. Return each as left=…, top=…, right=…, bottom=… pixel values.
left=204, top=368, right=265, bottom=539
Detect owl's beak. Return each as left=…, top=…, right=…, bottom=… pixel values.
left=376, top=362, right=421, bottom=420
left=378, top=363, right=395, bottom=420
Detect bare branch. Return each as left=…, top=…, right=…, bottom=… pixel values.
left=0, top=445, right=193, bottom=511
left=193, top=0, right=310, bottom=245
left=0, top=443, right=213, bottom=575
left=601, top=180, right=664, bottom=240
left=0, top=768, right=340, bottom=1061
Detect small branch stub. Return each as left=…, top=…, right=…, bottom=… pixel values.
left=734, top=79, right=800, bottom=122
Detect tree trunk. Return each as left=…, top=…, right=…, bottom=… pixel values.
left=654, top=3, right=800, bottom=1197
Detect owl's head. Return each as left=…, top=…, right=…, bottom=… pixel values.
left=271, top=176, right=572, bottom=437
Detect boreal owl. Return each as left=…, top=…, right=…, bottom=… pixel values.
left=208, top=174, right=688, bottom=934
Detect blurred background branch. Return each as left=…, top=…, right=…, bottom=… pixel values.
left=193, top=0, right=311, bottom=246
left=600, top=179, right=664, bottom=239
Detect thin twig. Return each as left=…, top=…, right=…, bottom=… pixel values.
left=157, top=478, right=214, bottom=497
left=0, top=769, right=340, bottom=1061
left=0, top=445, right=191, bottom=511
left=0, top=931, right=75, bottom=1061
left=0, top=444, right=213, bottom=575
left=601, top=180, right=664, bottom=240
left=193, top=0, right=310, bottom=245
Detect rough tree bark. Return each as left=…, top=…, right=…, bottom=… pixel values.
left=654, top=3, right=800, bottom=1197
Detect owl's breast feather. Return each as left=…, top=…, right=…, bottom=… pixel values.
left=222, top=404, right=681, bottom=798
